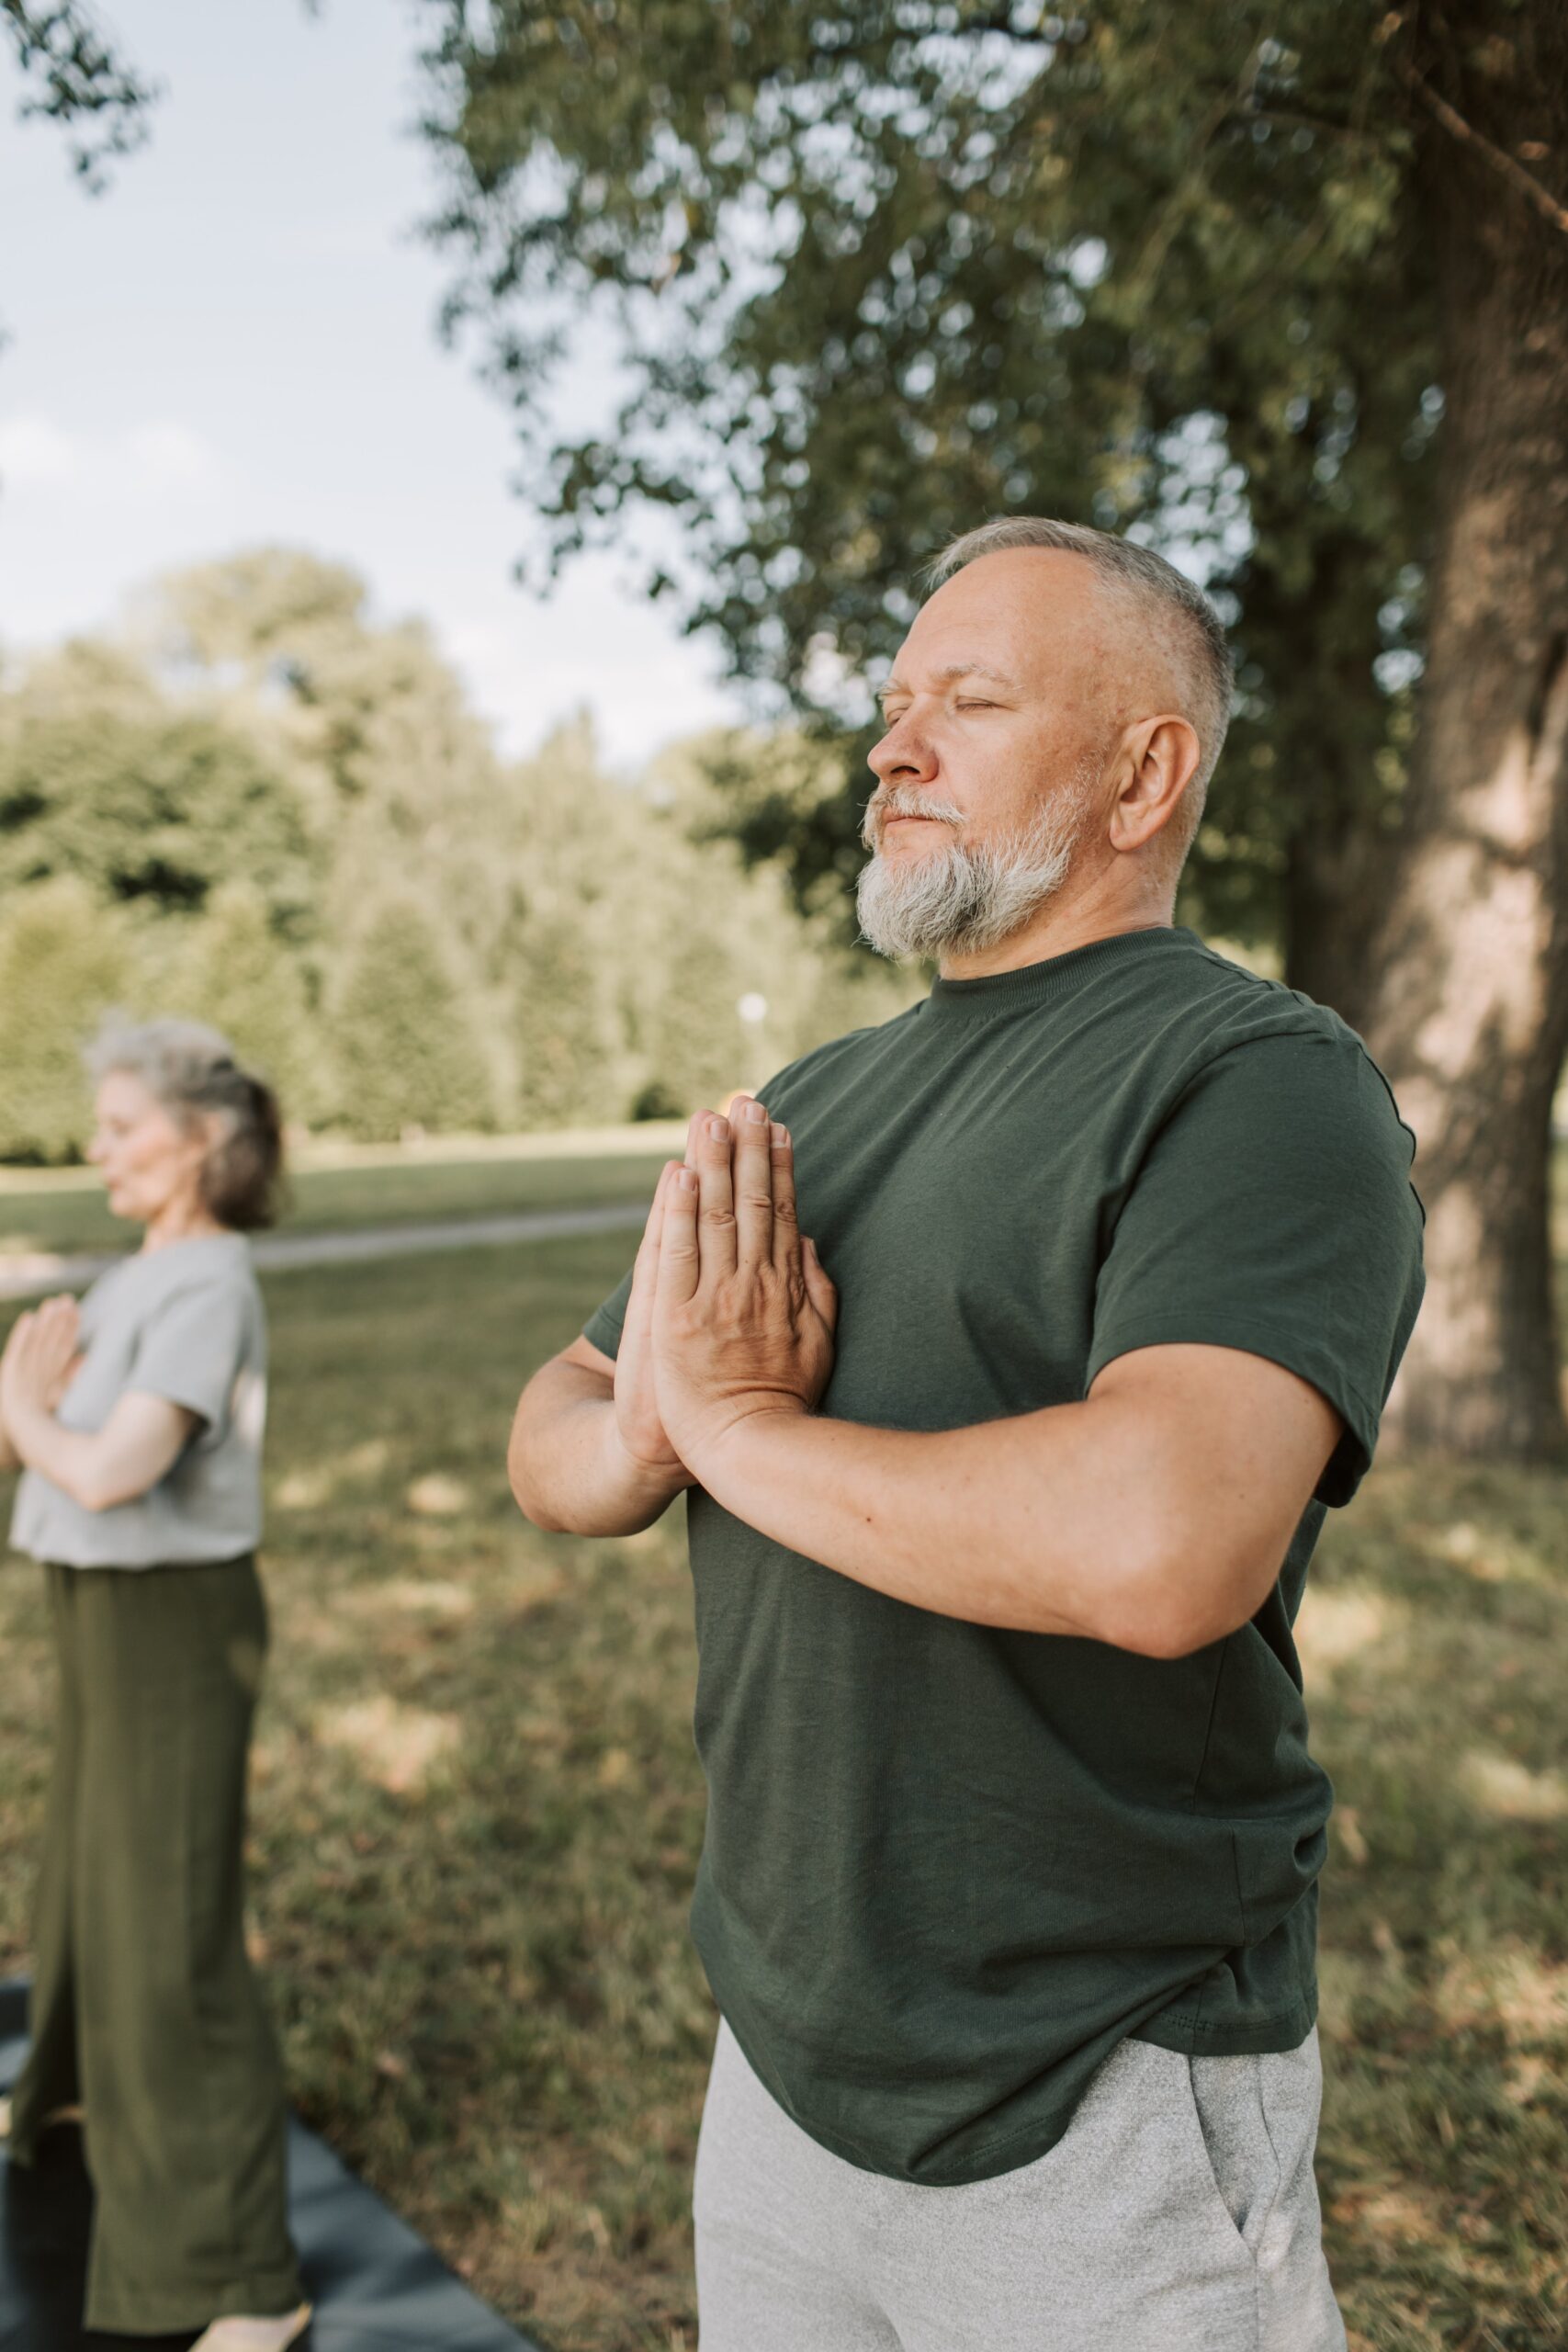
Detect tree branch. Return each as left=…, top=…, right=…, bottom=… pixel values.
left=1396, top=57, right=1568, bottom=239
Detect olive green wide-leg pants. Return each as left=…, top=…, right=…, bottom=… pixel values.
left=7, top=1557, right=304, bottom=2335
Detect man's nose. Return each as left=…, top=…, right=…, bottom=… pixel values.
left=868, top=716, right=937, bottom=785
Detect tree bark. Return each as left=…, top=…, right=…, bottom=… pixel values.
left=1359, top=5, right=1568, bottom=1458
left=1282, top=809, right=1395, bottom=1030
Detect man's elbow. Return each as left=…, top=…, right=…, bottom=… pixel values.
left=1091, top=1531, right=1273, bottom=1660
left=507, top=1417, right=565, bottom=1532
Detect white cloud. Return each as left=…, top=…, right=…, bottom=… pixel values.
left=0, top=413, right=227, bottom=501
left=0, top=415, right=81, bottom=486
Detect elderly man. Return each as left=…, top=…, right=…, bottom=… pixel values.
left=509, top=517, right=1424, bottom=2352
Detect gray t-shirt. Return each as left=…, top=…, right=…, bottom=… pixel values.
left=10, top=1232, right=267, bottom=1569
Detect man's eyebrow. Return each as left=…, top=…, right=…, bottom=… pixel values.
left=874, top=662, right=1021, bottom=704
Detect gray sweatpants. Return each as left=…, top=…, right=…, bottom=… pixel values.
left=694, top=2020, right=1347, bottom=2352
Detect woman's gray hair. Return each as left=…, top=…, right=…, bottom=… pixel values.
left=926, top=517, right=1235, bottom=819
left=85, top=1015, right=286, bottom=1231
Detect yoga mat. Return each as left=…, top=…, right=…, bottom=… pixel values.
left=0, top=1983, right=541, bottom=2351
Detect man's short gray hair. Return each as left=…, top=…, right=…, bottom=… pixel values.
left=926, top=517, right=1235, bottom=840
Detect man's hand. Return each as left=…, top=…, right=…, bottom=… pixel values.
left=612, top=1154, right=694, bottom=1486
left=651, top=1095, right=838, bottom=1475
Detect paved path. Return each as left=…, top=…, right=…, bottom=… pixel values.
left=0, top=1202, right=649, bottom=1303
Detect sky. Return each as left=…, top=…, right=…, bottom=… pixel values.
left=0, top=0, right=744, bottom=767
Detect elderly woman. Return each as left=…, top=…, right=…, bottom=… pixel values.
left=0, top=1019, right=310, bottom=2352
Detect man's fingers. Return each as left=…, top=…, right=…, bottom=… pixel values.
left=803, top=1236, right=839, bottom=1333
left=626, top=1164, right=677, bottom=1323
left=731, top=1096, right=774, bottom=1271
left=769, top=1122, right=802, bottom=1274
left=656, top=1166, right=702, bottom=1311
left=694, top=1113, right=738, bottom=1274
left=637, top=1164, right=675, bottom=1260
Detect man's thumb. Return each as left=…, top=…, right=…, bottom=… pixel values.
left=803, top=1237, right=838, bottom=1330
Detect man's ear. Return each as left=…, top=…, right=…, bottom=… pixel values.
left=1108, top=715, right=1201, bottom=854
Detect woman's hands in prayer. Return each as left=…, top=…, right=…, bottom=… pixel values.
left=637, top=1097, right=838, bottom=1480
left=0, top=1295, right=83, bottom=1421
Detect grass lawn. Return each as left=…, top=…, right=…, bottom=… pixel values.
left=0, top=1135, right=681, bottom=1261
left=1, top=1237, right=1565, bottom=2350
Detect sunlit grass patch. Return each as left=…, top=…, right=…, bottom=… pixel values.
left=1309, top=1458, right=1568, bottom=2349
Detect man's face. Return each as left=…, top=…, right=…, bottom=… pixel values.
left=865, top=547, right=1122, bottom=858
left=857, top=549, right=1126, bottom=960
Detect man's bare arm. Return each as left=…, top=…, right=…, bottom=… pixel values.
left=677, top=1343, right=1338, bottom=1657
left=649, top=1111, right=1342, bottom=1658
left=508, top=1335, right=690, bottom=1536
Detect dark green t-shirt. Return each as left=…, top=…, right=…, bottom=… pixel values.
left=583, top=924, right=1424, bottom=2187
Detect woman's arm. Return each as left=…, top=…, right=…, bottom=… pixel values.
left=1, top=1301, right=197, bottom=1511
left=2, top=1387, right=197, bottom=1512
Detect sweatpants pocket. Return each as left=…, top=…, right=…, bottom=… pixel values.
left=1184, top=2060, right=1279, bottom=2257
left=1182, top=2052, right=1284, bottom=2257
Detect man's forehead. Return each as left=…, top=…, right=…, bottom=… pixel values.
left=884, top=551, right=1114, bottom=695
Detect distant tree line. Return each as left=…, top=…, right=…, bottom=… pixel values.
left=0, top=547, right=913, bottom=1159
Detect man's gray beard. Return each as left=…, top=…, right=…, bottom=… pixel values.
left=855, top=777, right=1094, bottom=963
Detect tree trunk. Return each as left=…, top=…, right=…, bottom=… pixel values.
left=1282, top=815, right=1395, bottom=1031
left=1359, top=7, right=1568, bottom=1459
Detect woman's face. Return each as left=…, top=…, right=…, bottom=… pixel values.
left=86, top=1071, right=209, bottom=1227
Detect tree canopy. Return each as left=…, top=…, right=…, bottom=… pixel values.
left=421, top=0, right=1449, bottom=968
left=422, top=0, right=1568, bottom=1462
left=2, top=1, right=155, bottom=188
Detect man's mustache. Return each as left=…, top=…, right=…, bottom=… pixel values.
left=862, top=788, right=966, bottom=848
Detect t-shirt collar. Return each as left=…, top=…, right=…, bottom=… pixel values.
left=922, top=923, right=1190, bottom=1023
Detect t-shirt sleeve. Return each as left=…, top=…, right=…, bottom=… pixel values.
left=1086, top=1031, right=1425, bottom=1508
left=129, top=1279, right=250, bottom=1434
left=582, top=1266, right=635, bottom=1363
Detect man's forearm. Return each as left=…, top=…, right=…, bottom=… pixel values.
left=686, top=1389, right=1258, bottom=1657
left=509, top=1360, right=687, bottom=1536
